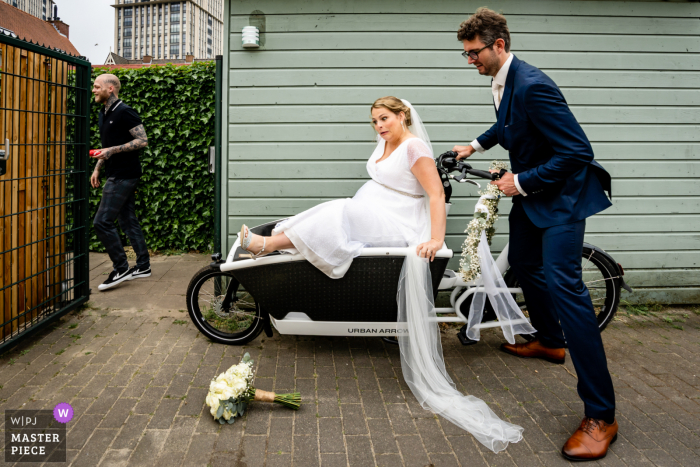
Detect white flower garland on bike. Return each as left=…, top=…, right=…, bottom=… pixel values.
left=456, top=160, right=537, bottom=344
left=458, top=160, right=510, bottom=282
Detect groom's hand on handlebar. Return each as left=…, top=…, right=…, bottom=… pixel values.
left=490, top=171, right=520, bottom=197
left=452, top=145, right=475, bottom=160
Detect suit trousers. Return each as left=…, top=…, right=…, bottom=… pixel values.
left=508, top=201, right=615, bottom=421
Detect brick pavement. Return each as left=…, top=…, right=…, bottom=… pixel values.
left=0, top=253, right=699, bottom=466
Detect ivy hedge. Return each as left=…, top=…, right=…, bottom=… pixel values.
left=89, top=63, right=216, bottom=252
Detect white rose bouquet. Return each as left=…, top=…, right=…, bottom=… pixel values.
left=205, top=352, right=301, bottom=424
left=458, top=160, right=509, bottom=282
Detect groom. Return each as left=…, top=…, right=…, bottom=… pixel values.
left=452, top=8, right=617, bottom=461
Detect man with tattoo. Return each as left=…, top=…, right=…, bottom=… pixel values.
left=91, top=73, right=151, bottom=291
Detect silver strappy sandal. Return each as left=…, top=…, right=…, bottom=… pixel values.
left=239, top=224, right=267, bottom=259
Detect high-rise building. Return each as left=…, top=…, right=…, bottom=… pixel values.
left=2, top=0, right=56, bottom=20
left=112, top=0, right=223, bottom=61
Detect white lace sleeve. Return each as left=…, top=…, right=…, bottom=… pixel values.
left=407, top=139, right=434, bottom=168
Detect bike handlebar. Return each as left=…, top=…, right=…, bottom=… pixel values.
left=436, top=151, right=506, bottom=181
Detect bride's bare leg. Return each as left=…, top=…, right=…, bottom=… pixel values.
left=248, top=232, right=293, bottom=254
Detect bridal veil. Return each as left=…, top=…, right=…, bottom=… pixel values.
left=396, top=100, right=524, bottom=452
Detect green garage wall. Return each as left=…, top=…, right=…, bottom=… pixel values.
left=223, top=0, right=700, bottom=304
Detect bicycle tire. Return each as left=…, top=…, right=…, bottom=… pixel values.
left=504, top=247, right=621, bottom=333
left=186, top=266, right=265, bottom=345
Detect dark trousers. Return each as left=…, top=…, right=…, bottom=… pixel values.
left=93, top=178, right=150, bottom=272
left=508, top=201, right=615, bottom=421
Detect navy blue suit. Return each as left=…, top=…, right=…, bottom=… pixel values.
left=476, top=55, right=615, bottom=421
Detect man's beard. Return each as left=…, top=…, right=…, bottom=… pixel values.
left=482, top=56, right=500, bottom=76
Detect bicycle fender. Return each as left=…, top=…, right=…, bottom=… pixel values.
left=582, top=243, right=633, bottom=293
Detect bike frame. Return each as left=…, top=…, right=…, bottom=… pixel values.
left=220, top=228, right=525, bottom=337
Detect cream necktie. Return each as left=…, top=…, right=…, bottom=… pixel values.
left=492, top=80, right=502, bottom=111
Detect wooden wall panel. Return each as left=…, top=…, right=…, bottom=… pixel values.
left=226, top=0, right=700, bottom=303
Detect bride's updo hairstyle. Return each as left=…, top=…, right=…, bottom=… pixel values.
left=371, top=96, right=412, bottom=127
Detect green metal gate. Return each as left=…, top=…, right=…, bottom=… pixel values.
left=0, top=34, right=91, bottom=351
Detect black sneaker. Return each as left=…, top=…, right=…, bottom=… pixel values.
left=128, top=266, right=151, bottom=280
left=98, top=268, right=133, bottom=291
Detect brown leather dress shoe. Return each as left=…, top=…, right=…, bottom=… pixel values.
left=562, top=418, right=618, bottom=461
left=500, top=339, right=565, bottom=364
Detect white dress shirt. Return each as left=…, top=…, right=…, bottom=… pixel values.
left=469, top=54, right=527, bottom=196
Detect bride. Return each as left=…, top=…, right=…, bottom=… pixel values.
left=239, top=96, right=445, bottom=272
left=239, top=97, right=524, bottom=452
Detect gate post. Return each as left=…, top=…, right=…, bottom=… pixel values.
left=214, top=55, right=223, bottom=255
left=73, top=63, right=91, bottom=299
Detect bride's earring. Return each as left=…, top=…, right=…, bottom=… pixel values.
left=401, top=120, right=406, bottom=133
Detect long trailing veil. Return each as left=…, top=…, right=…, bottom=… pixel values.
left=396, top=99, right=524, bottom=452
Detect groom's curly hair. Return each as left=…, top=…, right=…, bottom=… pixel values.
left=457, top=8, right=511, bottom=53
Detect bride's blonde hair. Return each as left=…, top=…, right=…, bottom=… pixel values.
left=371, top=96, right=412, bottom=127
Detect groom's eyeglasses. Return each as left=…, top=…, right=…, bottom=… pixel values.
left=462, top=42, right=494, bottom=61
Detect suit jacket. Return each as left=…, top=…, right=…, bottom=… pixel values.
left=476, top=55, right=612, bottom=228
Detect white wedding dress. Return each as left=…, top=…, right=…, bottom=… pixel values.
left=272, top=137, right=434, bottom=278
left=271, top=101, right=524, bottom=453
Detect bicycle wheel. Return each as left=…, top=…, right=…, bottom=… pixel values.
left=186, top=266, right=265, bottom=345
left=504, top=246, right=621, bottom=332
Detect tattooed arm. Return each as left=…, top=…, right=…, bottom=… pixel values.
left=91, top=158, right=105, bottom=188
left=93, top=124, right=149, bottom=161
left=91, top=125, right=148, bottom=187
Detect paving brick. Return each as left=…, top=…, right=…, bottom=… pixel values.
left=293, top=435, right=319, bottom=466
left=360, top=389, right=388, bottom=418
left=236, top=435, right=267, bottom=467
left=130, top=429, right=169, bottom=466
left=77, top=374, right=113, bottom=398
left=166, top=372, right=193, bottom=398
left=108, top=364, right=139, bottom=387
left=341, top=403, right=368, bottom=435
left=430, top=452, right=461, bottom=466
left=346, top=435, right=374, bottom=466
left=134, top=386, right=167, bottom=415
left=213, top=415, right=244, bottom=453
left=151, top=364, right=179, bottom=387
left=293, top=404, right=318, bottom=436
left=415, top=417, right=452, bottom=453
left=179, top=387, right=209, bottom=416
left=317, top=389, right=341, bottom=418
left=368, top=418, right=399, bottom=453
left=87, top=386, right=123, bottom=414
left=245, top=403, right=272, bottom=435
left=266, top=451, right=292, bottom=467
left=268, top=417, right=293, bottom=453
left=71, top=428, right=118, bottom=467
left=192, top=365, right=218, bottom=387
left=121, top=373, right=152, bottom=398
left=67, top=414, right=103, bottom=450
left=321, top=452, right=348, bottom=467
left=387, top=404, right=417, bottom=435
left=162, top=416, right=198, bottom=452
left=99, top=397, right=137, bottom=428
left=378, top=377, right=404, bottom=402
left=396, top=434, right=430, bottom=467
left=98, top=448, right=131, bottom=467
left=148, top=397, right=181, bottom=429
left=319, top=417, right=344, bottom=453
left=111, top=414, right=149, bottom=450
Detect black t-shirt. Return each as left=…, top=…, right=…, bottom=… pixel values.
left=98, top=100, right=143, bottom=179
